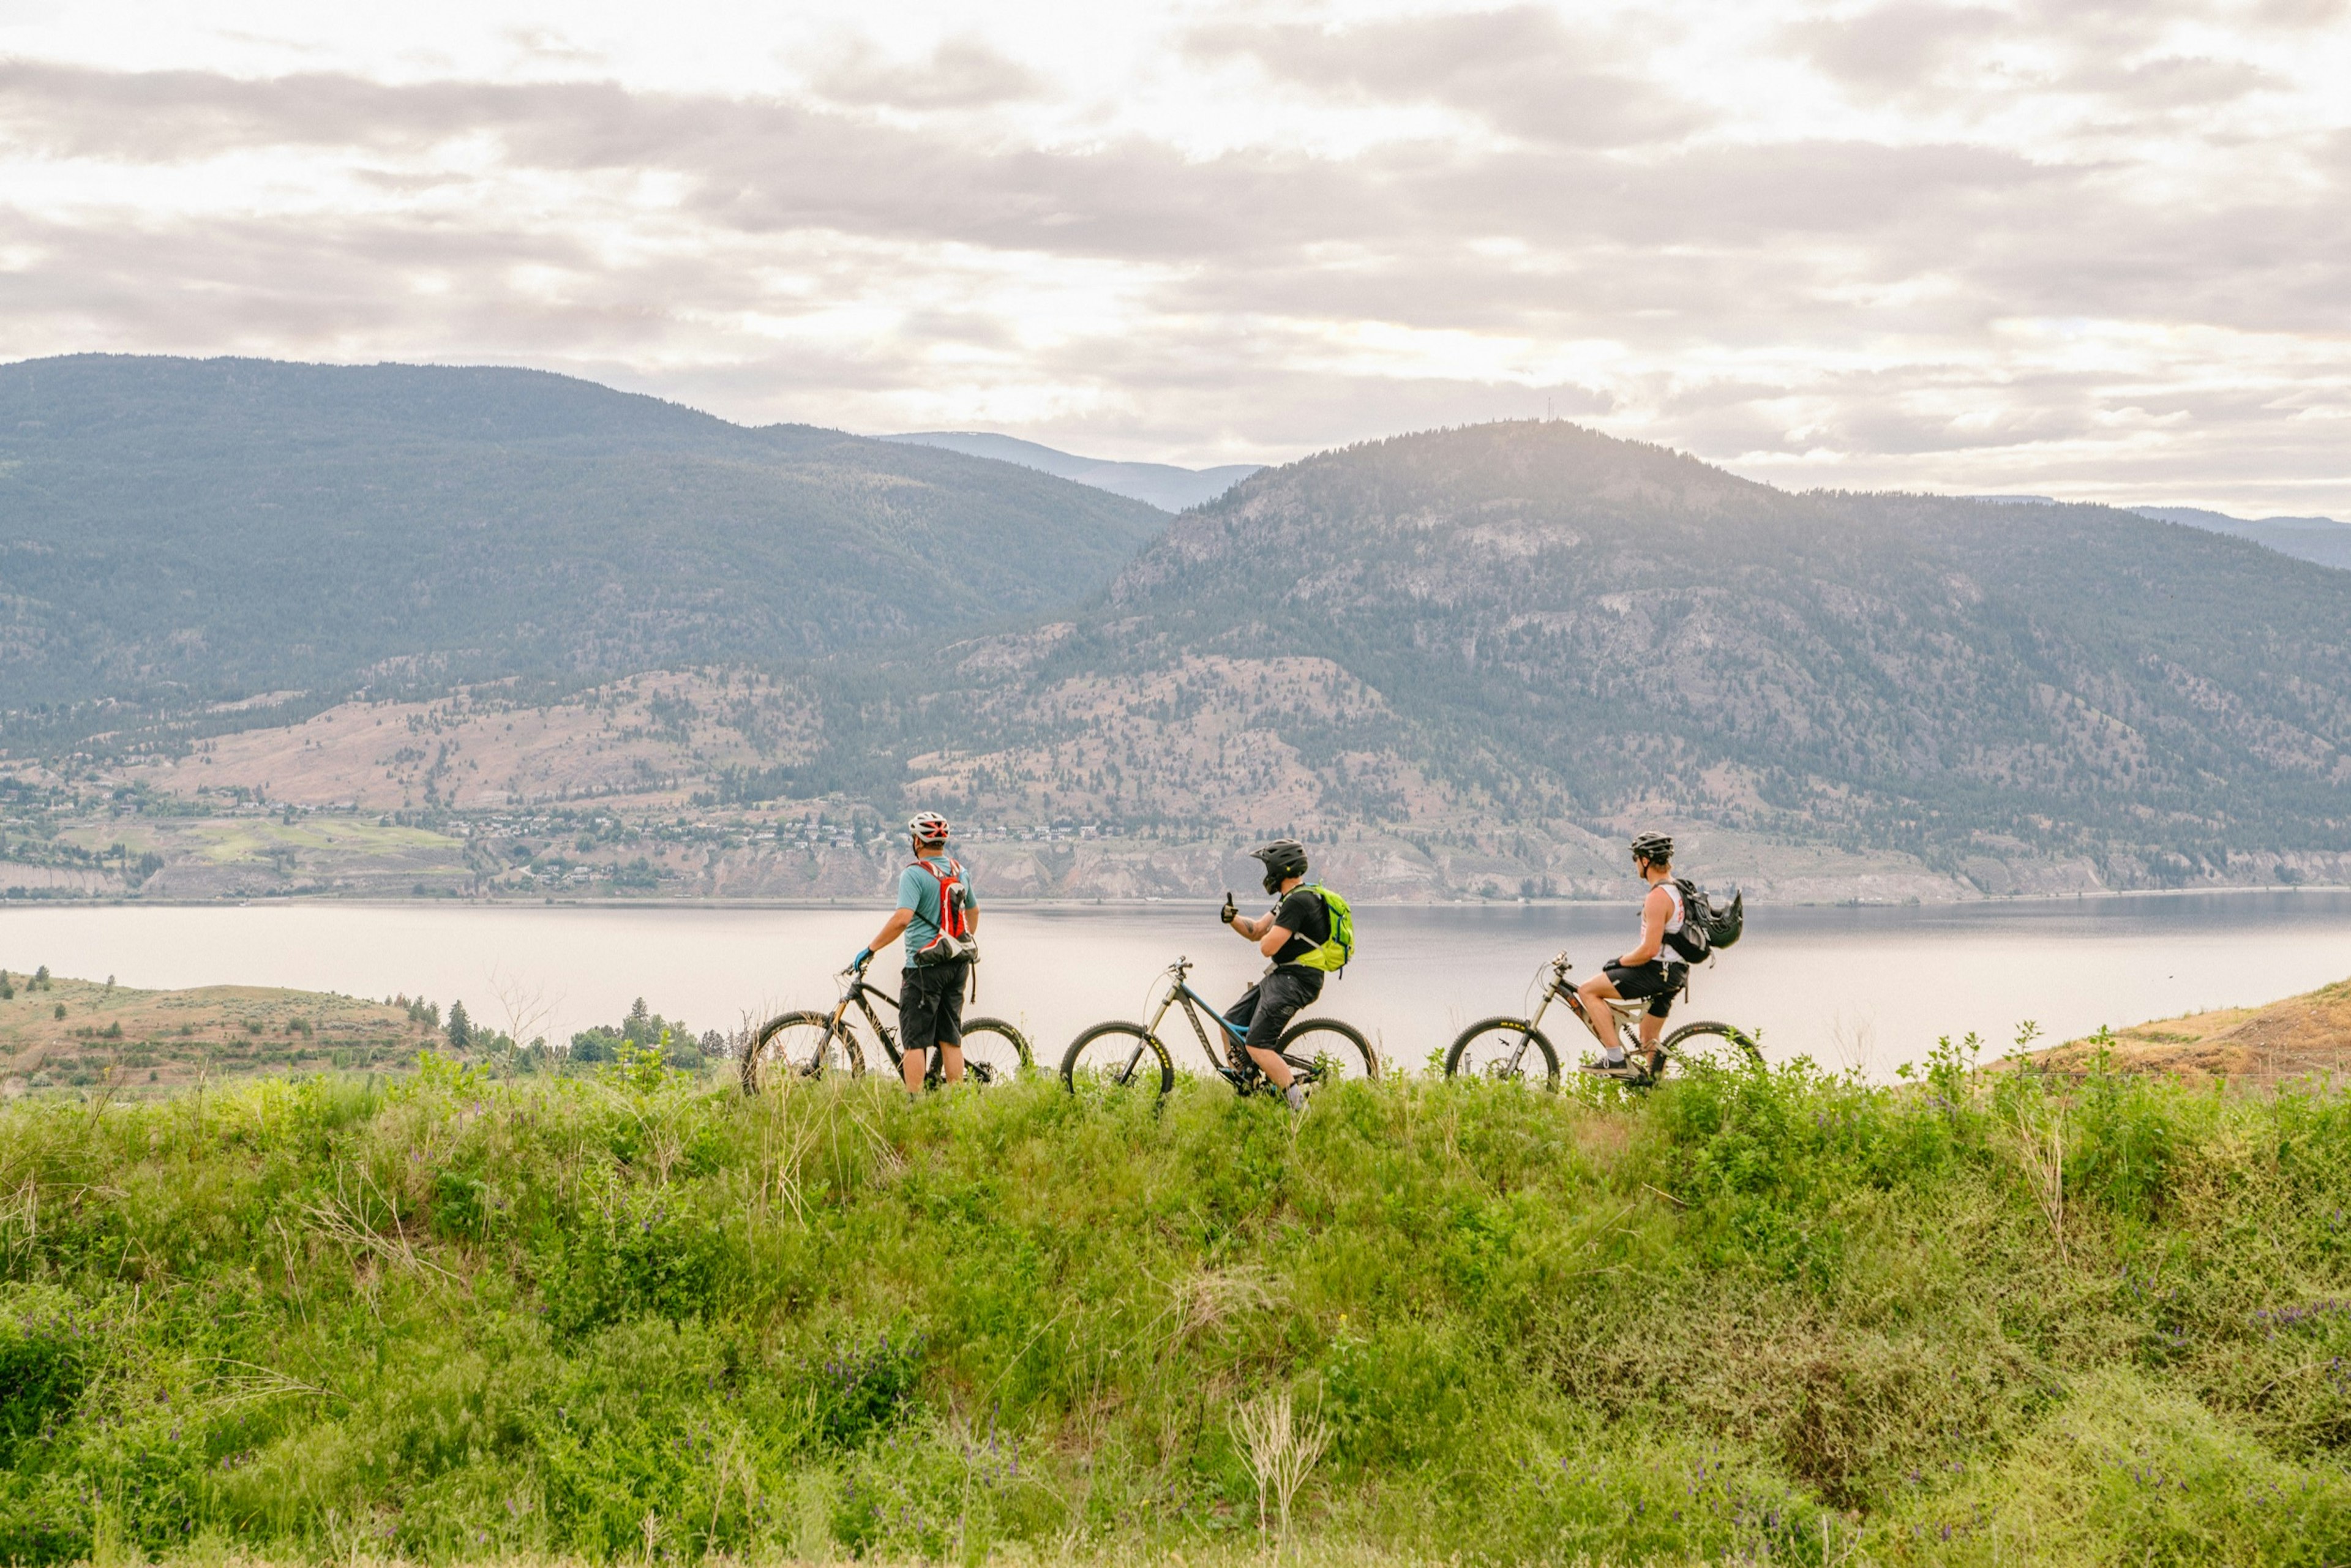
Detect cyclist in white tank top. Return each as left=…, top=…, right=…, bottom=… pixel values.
left=1574, top=831, right=1689, bottom=1077
left=1654, top=879, right=1687, bottom=952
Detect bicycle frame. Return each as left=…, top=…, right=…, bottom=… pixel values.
left=1144, top=958, right=1291, bottom=1088
left=1146, top=961, right=1251, bottom=1079
left=1509, top=955, right=1659, bottom=1067
left=815, top=974, right=906, bottom=1067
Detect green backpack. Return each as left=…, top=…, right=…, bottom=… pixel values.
left=1289, top=885, right=1356, bottom=974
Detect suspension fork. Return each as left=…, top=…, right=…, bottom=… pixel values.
left=1493, top=986, right=1558, bottom=1073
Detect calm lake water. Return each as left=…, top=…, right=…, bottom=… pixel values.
left=4, top=893, right=2349, bottom=1081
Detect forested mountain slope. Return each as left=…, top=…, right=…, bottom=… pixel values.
left=823, top=422, right=2351, bottom=885
left=0, top=356, right=1164, bottom=707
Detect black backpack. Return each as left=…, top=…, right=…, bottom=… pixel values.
left=1665, top=879, right=1744, bottom=964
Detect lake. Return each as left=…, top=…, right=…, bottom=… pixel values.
left=4, top=892, right=2348, bottom=1081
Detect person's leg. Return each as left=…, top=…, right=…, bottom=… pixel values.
left=1576, top=973, right=1627, bottom=1057
left=898, top=967, right=937, bottom=1094
left=1242, top=970, right=1321, bottom=1090
left=1223, top=982, right=1266, bottom=1073
left=1585, top=965, right=1672, bottom=1068
left=934, top=961, right=967, bottom=1084
left=1637, top=966, right=1684, bottom=1067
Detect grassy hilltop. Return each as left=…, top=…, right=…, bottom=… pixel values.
left=2, top=1049, right=2350, bottom=1566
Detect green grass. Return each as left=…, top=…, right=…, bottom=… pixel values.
left=176, top=819, right=464, bottom=864
left=2, top=1049, right=2349, bottom=1564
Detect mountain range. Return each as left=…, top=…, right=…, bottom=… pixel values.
left=795, top=424, right=2351, bottom=891
left=2129, top=506, right=2351, bottom=572
left=5, top=356, right=2347, bottom=899
left=1971, top=495, right=2351, bottom=572
left=0, top=356, right=1163, bottom=709
left=880, top=431, right=1259, bottom=512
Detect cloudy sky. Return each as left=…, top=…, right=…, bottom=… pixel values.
left=3, top=0, right=2347, bottom=512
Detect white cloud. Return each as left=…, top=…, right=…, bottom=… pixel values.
left=0, top=0, right=2346, bottom=510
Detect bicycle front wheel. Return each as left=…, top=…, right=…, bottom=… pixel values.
left=1655, top=1020, right=1763, bottom=1079
left=741, top=1010, right=866, bottom=1093
left=1445, top=1017, right=1561, bottom=1089
left=1279, top=1018, right=1378, bottom=1084
left=950, top=1017, right=1033, bottom=1086
left=1060, top=1022, right=1174, bottom=1097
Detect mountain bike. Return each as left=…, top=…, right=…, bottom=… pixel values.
left=740, top=962, right=1032, bottom=1093
left=1060, top=956, right=1378, bottom=1098
left=1444, top=951, right=1760, bottom=1089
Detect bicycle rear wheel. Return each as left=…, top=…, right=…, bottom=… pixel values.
left=1654, top=1020, right=1763, bottom=1079
left=1445, top=1017, right=1561, bottom=1089
left=943, top=1017, right=1032, bottom=1086
left=740, top=1010, right=865, bottom=1093
left=1060, top=1022, right=1174, bottom=1097
left=1278, top=1018, right=1378, bottom=1084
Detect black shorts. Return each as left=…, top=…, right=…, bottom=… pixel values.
left=899, top=960, right=968, bottom=1057
left=1603, top=961, right=1687, bottom=1019
left=1225, top=966, right=1325, bottom=1056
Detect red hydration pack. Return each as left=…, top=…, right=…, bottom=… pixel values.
left=910, top=857, right=977, bottom=965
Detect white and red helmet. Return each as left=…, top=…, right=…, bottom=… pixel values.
left=908, top=811, right=952, bottom=847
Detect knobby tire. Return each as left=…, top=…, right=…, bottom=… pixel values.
left=1655, top=1020, right=1763, bottom=1078
left=927, top=1016, right=1032, bottom=1087
left=740, top=1009, right=865, bottom=1093
left=1444, top=1016, right=1562, bottom=1089
left=1277, top=1017, right=1378, bottom=1083
left=1060, top=1021, right=1176, bottom=1097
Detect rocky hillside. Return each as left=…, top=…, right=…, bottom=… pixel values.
left=821, top=422, right=2351, bottom=892
left=14, top=411, right=2351, bottom=901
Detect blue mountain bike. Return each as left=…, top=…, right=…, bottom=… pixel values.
left=1060, top=955, right=1378, bottom=1098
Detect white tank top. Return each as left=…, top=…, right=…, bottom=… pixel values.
left=1643, top=881, right=1684, bottom=964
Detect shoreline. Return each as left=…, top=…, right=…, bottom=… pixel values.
left=4, top=882, right=2348, bottom=914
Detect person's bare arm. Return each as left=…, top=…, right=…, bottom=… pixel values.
left=862, top=907, right=913, bottom=959
left=1619, top=885, right=1670, bottom=965
left=1258, top=922, right=1294, bottom=959
left=1232, top=907, right=1277, bottom=941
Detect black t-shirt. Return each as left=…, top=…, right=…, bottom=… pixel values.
left=1268, top=886, right=1332, bottom=966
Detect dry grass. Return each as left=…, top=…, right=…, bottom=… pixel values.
left=2025, top=976, right=2351, bottom=1087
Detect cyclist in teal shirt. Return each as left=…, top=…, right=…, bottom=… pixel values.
left=851, top=812, right=979, bottom=1094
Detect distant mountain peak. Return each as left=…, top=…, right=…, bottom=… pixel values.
left=881, top=430, right=1260, bottom=512
left=2129, top=505, right=2351, bottom=572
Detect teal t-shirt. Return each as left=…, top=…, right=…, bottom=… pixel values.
left=895, top=857, right=976, bottom=962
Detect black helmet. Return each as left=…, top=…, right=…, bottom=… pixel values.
left=1629, top=831, right=1674, bottom=865
left=1249, top=838, right=1309, bottom=895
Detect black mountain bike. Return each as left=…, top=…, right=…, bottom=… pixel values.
left=1060, top=956, right=1377, bottom=1098
left=740, top=961, right=1032, bottom=1093
left=1444, top=951, right=1760, bottom=1089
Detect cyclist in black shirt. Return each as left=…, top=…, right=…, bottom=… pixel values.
left=1218, top=839, right=1330, bottom=1112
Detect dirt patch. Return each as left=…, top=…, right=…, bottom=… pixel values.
left=2023, top=978, right=2351, bottom=1087
left=124, top=669, right=819, bottom=811
left=0, top=973, right=435, bottom=1095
